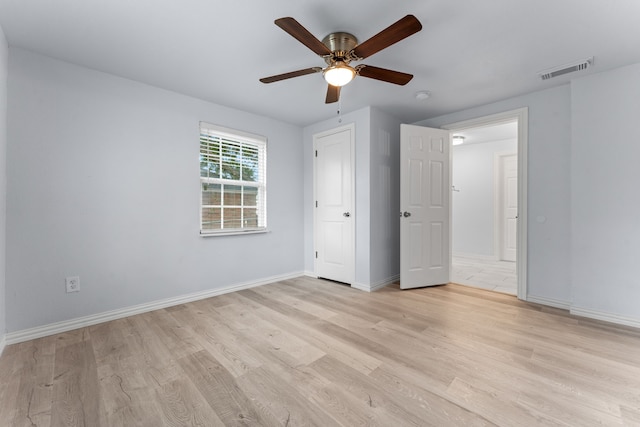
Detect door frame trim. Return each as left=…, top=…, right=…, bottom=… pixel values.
left=312, top=123, right=356, bottom=285
left=442, top=108, right=528, bottom=300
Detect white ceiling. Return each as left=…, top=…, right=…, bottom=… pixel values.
left=454, top=121, right=517, bottom=145
left=1, top=0, right=639, bottom=127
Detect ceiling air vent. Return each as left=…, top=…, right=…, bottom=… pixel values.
left=538, top=57, right=593, bottom=80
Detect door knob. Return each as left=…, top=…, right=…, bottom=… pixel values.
left=343, top=212, right=351, bottom=217
left=403, top=211, right=411, bottom=217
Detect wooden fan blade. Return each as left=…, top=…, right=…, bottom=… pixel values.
left=352, top=15, right=422, bottom=60
left=260, top=67, right=322, bottom=83
left=325, top=85, right=341, bottom=103
left=275, top=17, right=332, bottom=56
left=357, top=65, right=413, bottom=85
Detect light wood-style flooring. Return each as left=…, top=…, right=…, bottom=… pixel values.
left=1, top=277, right=640, bottom=426
left=452, top=254, right=517, bottom=295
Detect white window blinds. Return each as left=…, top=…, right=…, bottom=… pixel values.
left=199, top=122, right=267, bottom=235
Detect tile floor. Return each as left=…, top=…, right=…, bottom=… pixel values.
left=451, top=254, right=517, bottom=295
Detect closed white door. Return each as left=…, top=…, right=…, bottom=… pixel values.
left=400, top=124, right=451, bottom=289
left=314, top=126, right=354, bottom=284
left=500, top=153, right=518, bottom=262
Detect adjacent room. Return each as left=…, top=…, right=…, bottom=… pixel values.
left=1, top=1, right=640, bottom=425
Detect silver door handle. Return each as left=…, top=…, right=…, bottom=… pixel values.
left=403, top=211, right=411, bottom=217
left=343, top=212, right=350, bottom=217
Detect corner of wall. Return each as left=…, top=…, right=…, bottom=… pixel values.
left=0, top=23, right=8, bottom=356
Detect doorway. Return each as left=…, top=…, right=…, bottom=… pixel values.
left=449, top=123, right=517, bottom=294
left=444, top=108, right=528, bottom=300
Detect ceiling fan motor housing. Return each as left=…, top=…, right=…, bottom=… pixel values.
left=322, top=32, right=358, bottom=63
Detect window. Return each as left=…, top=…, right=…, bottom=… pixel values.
left=199, top=122, right=267, bottom=235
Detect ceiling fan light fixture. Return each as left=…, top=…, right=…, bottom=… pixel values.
left=452, top=135, right=465, bottom=146
left=323, top=62, right=356, bottom=87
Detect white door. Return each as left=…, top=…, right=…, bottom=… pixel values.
left=400, top=124, right=451, bottom=289
left=314, top=126, right=354, bottom=284
left=500, top=153, right=518, bottom=262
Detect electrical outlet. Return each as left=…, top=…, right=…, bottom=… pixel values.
left=66, top=276, right=80, bottom=293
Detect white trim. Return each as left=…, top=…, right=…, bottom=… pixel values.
left=0, top=335, right=6, bottom=357
left=351, top=274, right=399, bottom=292
left=199, top=122, right=266, bottom=145
left=351, top=282, right=371, bottom=292
left=304, top=270, right=317, bottom=278
left=5, top=271, right=303, bottom=345
left=570, top=306, right=640, bottom=329
left=372, top=274, right=400, bottom=291
left=527, top=295, right=570, bottom=310
left=313, top=123, right=356, bottom=285
left=200, top=229, right=269, bottom=237
left=443, top=107, right=529, bottom=302
left=452, top=252, right=499, bottom=261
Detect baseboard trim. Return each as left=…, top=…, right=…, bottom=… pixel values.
left=352, top=274, right=399, bottom=293
left=570, top=306, right=640, bottom=329
left=6, top=271, right=304, bottom=345
left=371, top=274, right=399, bottom=291
left=0, top=334, right=6, bottom=357
left=350, top=282, right=370, bottom=292
left=452, top=252, right=500, bottom=261
left=303, top=270, right=317, bottom=278
left=526, top=295, right=570, bottom=310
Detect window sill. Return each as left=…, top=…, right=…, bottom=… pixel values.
left=200, top=229, right=269, bottom=237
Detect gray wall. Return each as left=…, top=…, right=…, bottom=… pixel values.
left=369, top=107, right=401, bottom=287
left=0, top=24, right=7, bottom=347
left=414, top=85, right=573, bottom=305
left=303, top=107, right=371, bottom=284
left=6, top=48, right=305, bottom=332
left=570, top=62, right=640, bottom=321
left=452, top=139, right=517, bottom=257
left=302, top=107, right=401, bottom=289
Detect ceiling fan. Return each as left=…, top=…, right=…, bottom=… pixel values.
left=259, top=15, right=422, bottom=104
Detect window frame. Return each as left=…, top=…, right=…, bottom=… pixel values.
left=199, top=122, right=267, bottom=236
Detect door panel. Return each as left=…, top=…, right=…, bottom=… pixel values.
left=500, top=154, right=518, bottom=262
left=314, top=126, right=354, bottom=284
left=430, top=222, right=444, bottom=267
left=400, top=124, right=451, bottom=289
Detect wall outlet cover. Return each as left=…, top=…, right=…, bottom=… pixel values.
left=65, top=276, right=80, bottom=293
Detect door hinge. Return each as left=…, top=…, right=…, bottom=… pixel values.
left=315, top=200, right=318, bottom=208
left=315, top=251, right=318, bottom=258
left=315, top=150, right=318, bottom=157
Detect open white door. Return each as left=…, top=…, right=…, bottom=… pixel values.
left=314, top=125, right=355, bottom=284
left=400, top=124, right=451, bottom=289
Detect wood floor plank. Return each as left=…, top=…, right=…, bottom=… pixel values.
left=237, top=365, right=340, bottom=427
left=621, top=405, right=640, bottom=426
left=11, top=336, right=56, bottom=427
left=235, top=294, right=383, bottom=375
left=155, top=377, right=225, bottom=426
left=178, top=350, right=277, bottom=426
left=310, top=354, right=466, bottom=427
left=0, top=349, right=27, bottom=425
left=445, top=377, right=567, bottom=426
left=168, top=304, right=265, bottom=378
left=50, top=338, right=100, bottom=427
left=2, top=277, right=640, bottom=426
left=368, top=364, right=495, bottom=427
